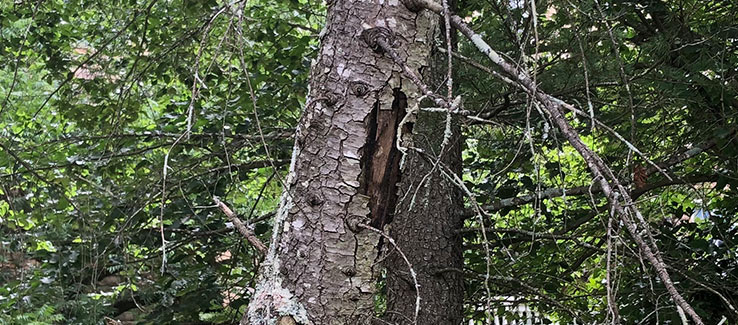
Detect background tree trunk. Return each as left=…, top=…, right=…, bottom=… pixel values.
left=384, top=113, right=465, bottom=325
left=244, top=1, right=437, bottom=324
left=384, top=11, right=466, bottom=324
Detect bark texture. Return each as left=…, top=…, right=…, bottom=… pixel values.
left=244, top=1, right=436, bottom=324
left=384, top=40, right=465, bottom=325
left=384, top=111, right=465, bottom=325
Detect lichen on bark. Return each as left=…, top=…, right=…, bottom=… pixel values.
left=244, top=1, right=436, bottom=324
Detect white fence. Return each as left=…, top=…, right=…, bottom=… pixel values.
left=470, top=297, right=577, bottom=325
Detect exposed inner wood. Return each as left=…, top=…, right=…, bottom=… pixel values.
left=364, top=88, right=407, bottom=228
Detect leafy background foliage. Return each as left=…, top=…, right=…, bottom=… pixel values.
left=2, top=0, right=316, bottom=323
left=1, top=0, right=737, bottom=324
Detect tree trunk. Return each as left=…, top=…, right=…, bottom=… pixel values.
left=244, top=1, right=437, bottom=324
left=383, top=38, right=465, bottom=325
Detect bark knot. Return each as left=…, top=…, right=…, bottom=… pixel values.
left=322, top=91, right=341, bottom=107
left=345, top=216, right=363, bottom=233
left=349, top=81, right=371, bottom=97
left=339, top=265, right=357, bottom=276
left=308, top=194, right=324, bottom=207
left=361, top=27, right=398, bottom=53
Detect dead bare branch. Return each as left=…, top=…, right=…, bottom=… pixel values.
left=213, top=196, right=267, bottom=256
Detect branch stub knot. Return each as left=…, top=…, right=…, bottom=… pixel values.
left=308, top=193, right=324, bottom=207
left=345, top=216, right=363, bottom=233
left=361, top=27, right=397, bottom=53
left=339, top=265, right=357, bottom=276
left=349, top=81, right=371, bottom=97
left=323, top=91, right=341, bottom=107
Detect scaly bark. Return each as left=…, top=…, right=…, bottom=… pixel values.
left=384, top=110, right=464, bottom=324
left=384, top=8, right=465, bottom=323
left=244, top=1, right=436, bottom=324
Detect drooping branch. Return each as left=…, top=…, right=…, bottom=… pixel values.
left=213, top=197, right=267, bottom=256
left=394, top=1, right=705, bottom=323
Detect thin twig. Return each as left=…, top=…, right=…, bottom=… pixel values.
left=358, top=223, right=420, bottom=325
left=159, top=132, right=188, bottom=274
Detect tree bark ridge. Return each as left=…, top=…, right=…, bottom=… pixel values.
left=245, top=1, right=436, bottom=324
